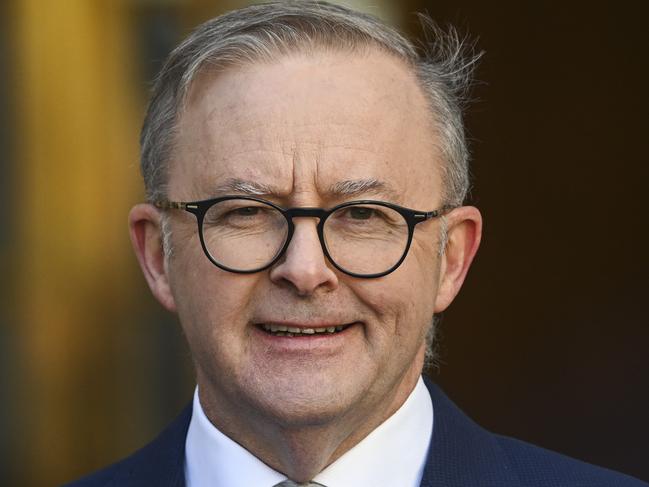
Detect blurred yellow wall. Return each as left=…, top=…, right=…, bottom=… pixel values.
left=11, top=0, right=142, bottom=484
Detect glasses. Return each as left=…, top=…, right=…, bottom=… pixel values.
left=155, top=196, right=454, bottom=278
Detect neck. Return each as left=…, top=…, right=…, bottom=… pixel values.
left=196, top=357, right=423, bottom=482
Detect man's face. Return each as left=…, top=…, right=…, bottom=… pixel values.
left=163, top=50, right=455, bottom=432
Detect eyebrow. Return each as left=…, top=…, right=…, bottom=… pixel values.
left=211, top=178, right=282, bottom=197
left=209, top=177, right=399, bottom=201
left=327, top=178, right=400, bottom=200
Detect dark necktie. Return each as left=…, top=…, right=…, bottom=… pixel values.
left=273, top=481, right=327, bottom=487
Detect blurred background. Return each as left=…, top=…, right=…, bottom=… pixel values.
left=1, top=0, right=647, bottom=485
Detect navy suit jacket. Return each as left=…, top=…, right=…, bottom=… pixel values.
left=66, top=380, right=647, bottom=486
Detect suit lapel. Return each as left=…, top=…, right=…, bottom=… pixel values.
left=420, top=378, right=522, bottom=487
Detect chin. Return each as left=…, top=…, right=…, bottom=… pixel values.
left=243, top=371, right=368, bottom=428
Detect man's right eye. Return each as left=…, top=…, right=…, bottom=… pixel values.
left=218, top=206, right=273, bottom=227
left=205, top=205, right=261, bottom=225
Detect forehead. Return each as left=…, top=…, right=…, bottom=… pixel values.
left=170, top=49, right=443, bottom=205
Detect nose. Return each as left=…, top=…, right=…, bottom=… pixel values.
left=269, top=219, right=339, bottom=296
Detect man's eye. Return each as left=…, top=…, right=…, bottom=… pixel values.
left=348, top=207, right=374, bottom=220
left=233, top=207, right=259, bottom=216
left=205, top=205, right=266, bottom=226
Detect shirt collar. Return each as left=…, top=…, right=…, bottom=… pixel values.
left=185, top=376, right=433, bottom=487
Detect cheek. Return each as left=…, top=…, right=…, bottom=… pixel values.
left=354, top=264, right=438, bottom=342
left=168, top=249, right=258, bottom=345
left=395, top=272, right=437, bottom=329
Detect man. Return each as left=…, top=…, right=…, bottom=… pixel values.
left=67, top=1, right=647, bottom=486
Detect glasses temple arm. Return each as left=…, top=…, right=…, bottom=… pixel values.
left=153, top=201, right=188, bottom=210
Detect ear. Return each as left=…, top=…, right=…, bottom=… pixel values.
left=128, top=203, right=177, bottom=312
left=434, top=206, right=482, bottom=313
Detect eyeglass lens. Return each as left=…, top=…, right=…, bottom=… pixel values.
left=201, top=199, right=409, bottom=275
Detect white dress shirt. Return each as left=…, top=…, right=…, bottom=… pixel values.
left=185, top=376, right=433, bottom=487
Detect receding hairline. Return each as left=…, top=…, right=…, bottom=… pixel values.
left=170, top=43, right=441, bottom=180
left=177, top=39, right=419, bottom=115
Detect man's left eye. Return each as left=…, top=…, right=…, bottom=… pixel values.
left=348, top=207, right=374, bottom=220
left=234, top=207, right=259, bottom=216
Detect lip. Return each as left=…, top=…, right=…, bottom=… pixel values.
left=256, top=320, right=350, bottom=332
left=251, top=321, right=360, bottom=353
left=254, top=319, right=353, bottom=329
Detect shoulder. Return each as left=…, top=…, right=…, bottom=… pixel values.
left=63, top=404, right=192, bottom=487
left=494, top=434, right=648, bottom=487
left=422, top=378, right=648, bottom=487
left=63, top=452, right=140, bottom=487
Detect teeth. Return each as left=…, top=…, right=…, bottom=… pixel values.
left=261, top=323, right=349, bottom=336
left=262, top=324, right=289, bottom=332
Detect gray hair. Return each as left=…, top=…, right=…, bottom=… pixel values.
left=140, top=0, right=482, bottom=206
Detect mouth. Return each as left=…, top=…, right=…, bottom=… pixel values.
left=257, top=323, right=352, bottom=337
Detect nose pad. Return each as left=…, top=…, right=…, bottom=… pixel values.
left=269, top=220, right=338, bottom=295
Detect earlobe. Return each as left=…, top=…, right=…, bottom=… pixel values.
left=434, top=206, right=482, bottom=313
left=128, top=204, right=177, bottom=312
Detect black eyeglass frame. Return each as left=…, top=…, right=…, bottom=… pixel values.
left=155, top=196, right=455, bottom=278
